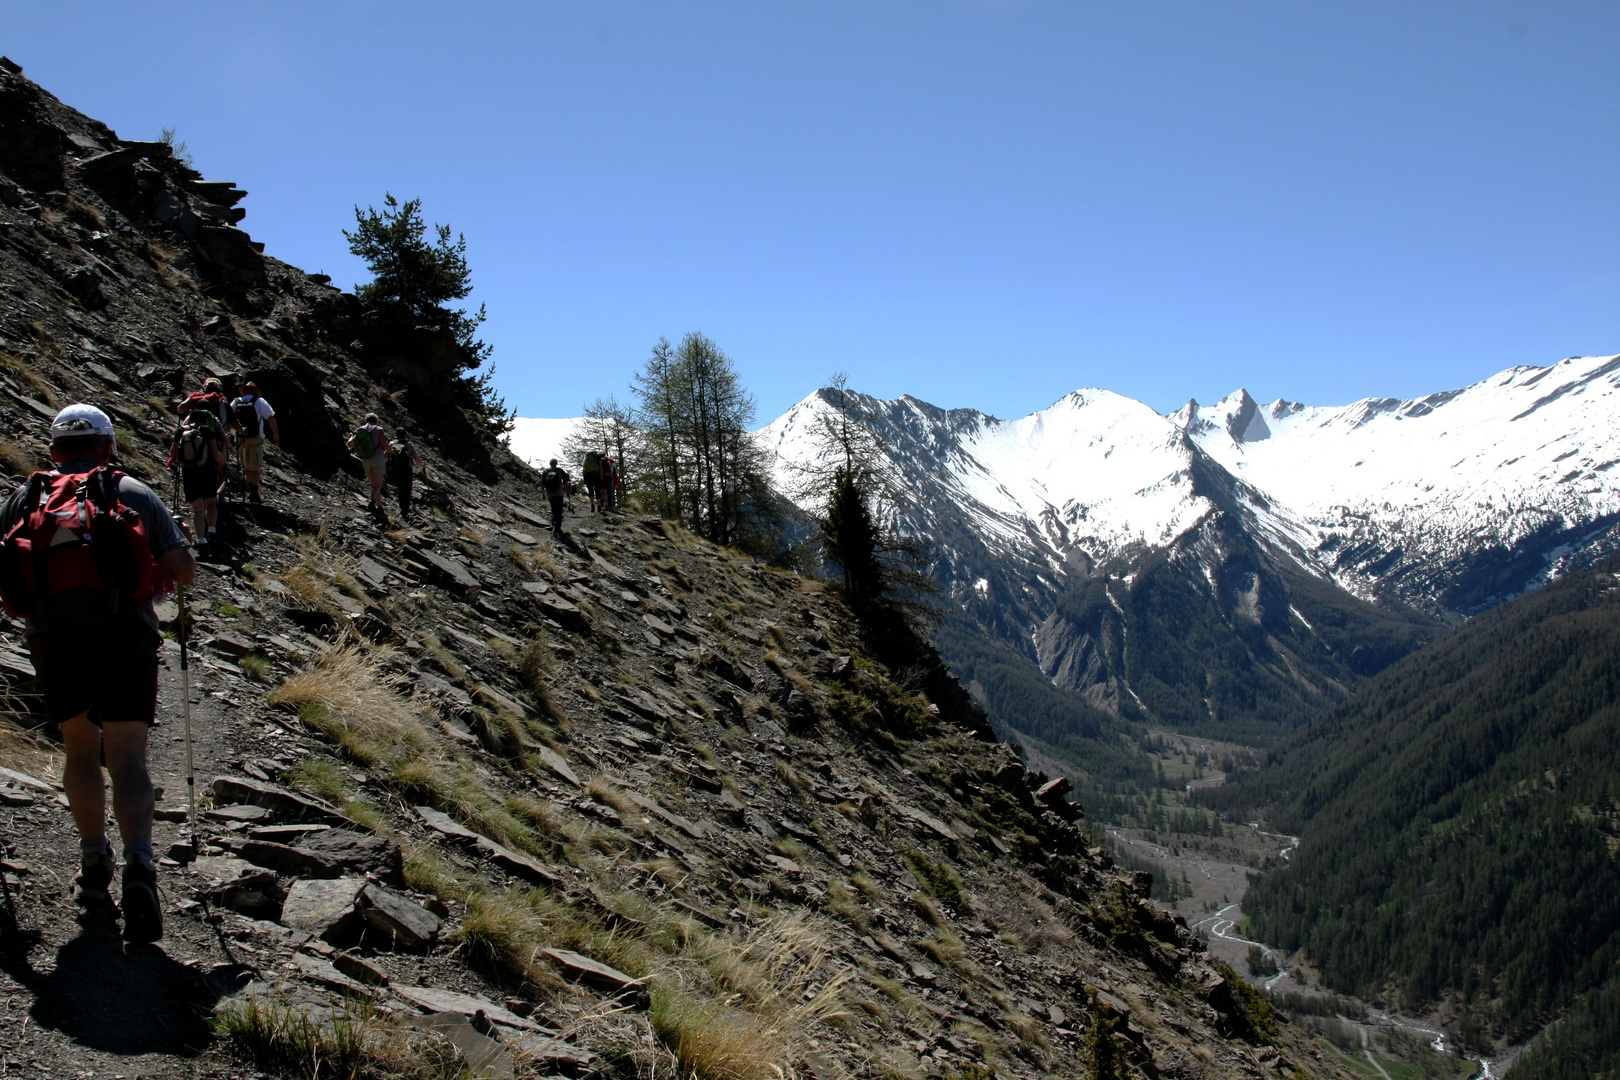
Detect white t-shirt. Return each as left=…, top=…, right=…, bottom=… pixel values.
left=235, top=395, right=275, bottom=438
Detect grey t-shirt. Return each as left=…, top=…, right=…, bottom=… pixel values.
left=0, top=461, right=190, bottom=634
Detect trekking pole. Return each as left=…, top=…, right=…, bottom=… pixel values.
left=176, top=580, right=198, bottom=840
left=164, top=457, right=199, bottom=845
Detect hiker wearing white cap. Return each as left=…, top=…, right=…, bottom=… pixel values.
left=0, top=404, right=195, bottom=943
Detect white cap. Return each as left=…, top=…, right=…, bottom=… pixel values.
left=49, top=404, right=115, bottom=440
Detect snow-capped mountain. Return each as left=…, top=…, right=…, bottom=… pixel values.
left=1173, top=352, right=1620, bottom=613
left=761, top=353, right=1620, bottom=741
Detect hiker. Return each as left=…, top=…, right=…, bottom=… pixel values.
left=169, top=403, right=227, bottom=550
left=582, top=450, right=602, bottom=513
left=601, top=454, right=619, bottom=511
left=0, top=405, right=195, bottom=943
left=387, top=426, right=424, bottom=520
left=540, top=457, right=570, bottom=538
left=346, top=412, right=391, bottom=522
left=178, top=378, right=231, bottom=500
left=228, top=381, right=279, bottom=504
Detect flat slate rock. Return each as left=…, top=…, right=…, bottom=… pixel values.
left=206, top=803, right=272, bottom=823
left=281, top=876, right=367, bottom=943
left=212, top=775, right=348, bottom=824
left=534, top=745, right=580, bottom=787
left=412, top=547, right=481, bottom=594
left=0, top=766, right=55, bottom=793
left=188, top=855, right=282, bottom=917
left=540, top=948, right=642, bottom=993
left=392, top=984, right=550, bottom=1032
left=292, top=953, right=377, bottom=997
left=297, top=827, right=406, bottom=887
left=217, top=837, right=344, bottom=878
left=362, top=884, right=442, bottom=948
left=511, top=1032, right=598, bottom=1072
left=415, top=804, right=480, bottom=841
left=536, top=594, right=588, bottom=629
left=189, top=855, right=275, bottom=892
left=474, top=835, right=564, bottom=885
left=626, top=791, right=708, bottom=840
left=405, top=1013, right=515, bottom=1080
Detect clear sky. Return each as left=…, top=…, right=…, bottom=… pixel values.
left=6, top=2, right=1616, bottom=423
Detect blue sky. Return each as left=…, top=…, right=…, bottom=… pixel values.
left=6, top=2, right=1617, bottom=423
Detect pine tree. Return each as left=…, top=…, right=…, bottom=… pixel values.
left=629, top=333, right=783, bottom=552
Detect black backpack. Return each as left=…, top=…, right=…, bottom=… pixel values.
left=541, top=467, right=566, bottom=495
left=388, top=441, right=414, bottom=484
left=232, top=395, right=262, bottom=438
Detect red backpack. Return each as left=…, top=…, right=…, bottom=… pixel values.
left=0, top=468, right=157, bottom=628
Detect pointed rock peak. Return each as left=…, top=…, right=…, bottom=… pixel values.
left=1224, top=389, right=1271, bottom=444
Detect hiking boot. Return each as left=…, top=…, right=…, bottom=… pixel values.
left=74, top=849, right=117, bottom=904
left=249, top=487, right=262, bottom=504
left=121, top=852, right=163, bottom=944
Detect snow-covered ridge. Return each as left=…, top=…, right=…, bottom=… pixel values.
left=761, top=352, right=1620, bottom=616
left=762, top=388, right=1217, bottom=562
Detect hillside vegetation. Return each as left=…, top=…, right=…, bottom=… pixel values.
left=1205, top=561, right=1620, bottom=1049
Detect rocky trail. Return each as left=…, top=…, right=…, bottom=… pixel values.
left=0, top=58, right=1356, bottom=1079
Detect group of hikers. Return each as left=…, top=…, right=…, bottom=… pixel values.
left=167, top=376, right=279, bottom=551
left=345, top=412, right=423, bottom=525
left=0, top=372, right=631, bottom=943
left=167, top=377, right=430, bottom=538
left=539, top=448, right=621, bottom=537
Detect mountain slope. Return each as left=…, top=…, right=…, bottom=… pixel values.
left=763, top=389, right=1439, bottom=761
left=0, top=58, right=1361, bottom=1080
left=1204, top=560, right=1620, bottom=1049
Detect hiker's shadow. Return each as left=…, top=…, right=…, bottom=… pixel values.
left=2, top=910, right=214, bottom=1056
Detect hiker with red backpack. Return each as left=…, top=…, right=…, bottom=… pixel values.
left=0, top=405, right=195, bottom=944
left=178, top=378, right=231, bottom=500
left=346, top=412, right=391, bottom=523
left=169, top=403, right=227, bottom=551
left=228, top=381, right=279, bottom=505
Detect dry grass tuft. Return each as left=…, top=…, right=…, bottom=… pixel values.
left=213, top=993, right=469, bottom=1080
left=775, top=759, right=810, bottom=796
left=0, top=705, right=58, bottom=780
left=588, top=779, right=647, bottom=830
left=515, top=634, right=554, bottom=691
left=652, top=912, right=853, bottom=1080
left=0, top=440, right=43, bottom=478
left=268, top=645, right=433, bottom=772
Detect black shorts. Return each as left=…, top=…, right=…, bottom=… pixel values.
left=583, top=473, right=600, bottom=496
left=181, top=464, right=217, bottom=503
left=29, top=618, right=161, bottom=726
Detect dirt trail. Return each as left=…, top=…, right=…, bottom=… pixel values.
left=1, top=588, right=244, bottom=1078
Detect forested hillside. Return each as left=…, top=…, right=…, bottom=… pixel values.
left=1204, top=560, right=1620, bottom=1051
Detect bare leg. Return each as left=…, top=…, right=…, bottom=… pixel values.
left=101, top=721, right=154, bottom=847
left=59, top=713, right=107, bottom=843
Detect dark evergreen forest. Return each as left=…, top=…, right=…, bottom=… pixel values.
left=1203, top=562, right=1620, bottom=1049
